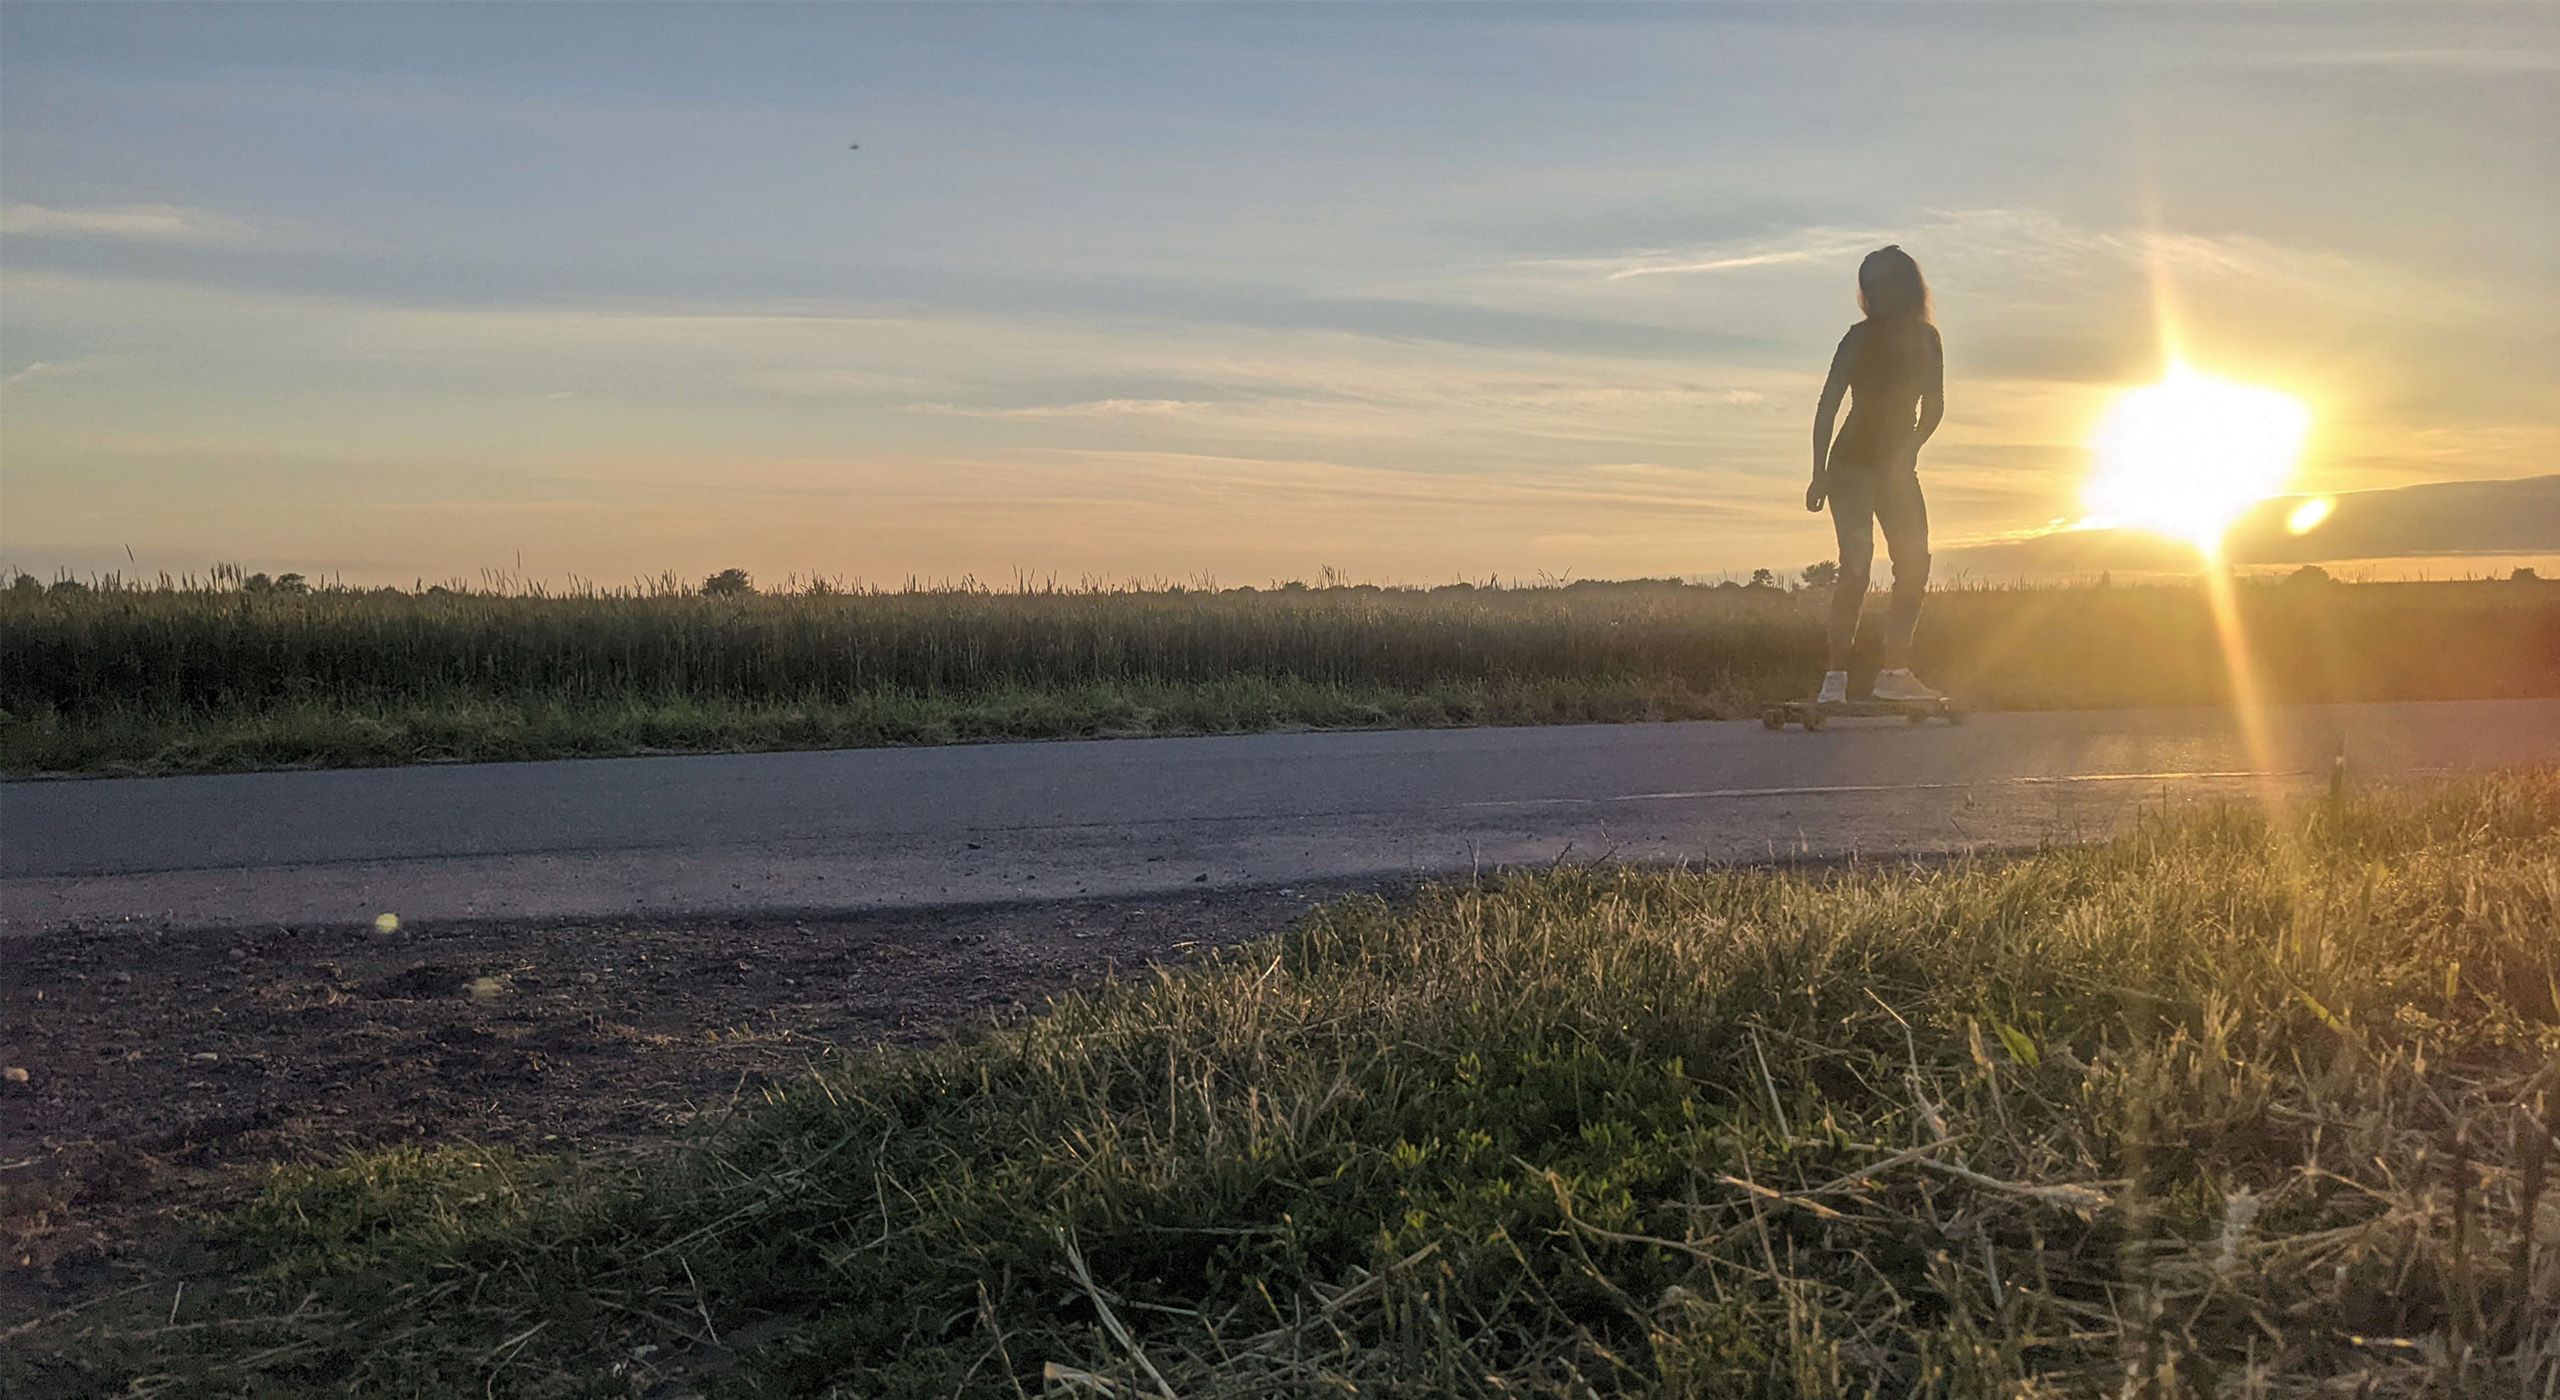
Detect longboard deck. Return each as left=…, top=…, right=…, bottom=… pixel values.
left=1762, top=697, right=1961, bottom=730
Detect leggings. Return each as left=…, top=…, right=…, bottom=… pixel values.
left=1826, top=463, right=1930, bottom=661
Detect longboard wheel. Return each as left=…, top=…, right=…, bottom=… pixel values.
left=1762, top=708, right=1786, bottom=730
left=1802, top=711, right=1826, bottom=731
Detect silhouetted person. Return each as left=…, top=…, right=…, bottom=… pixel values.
left=1806, top=245, right=1942, bottom=705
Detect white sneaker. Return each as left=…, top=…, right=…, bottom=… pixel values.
left=1815, top=670, right=1849, bottom=705
left=1871, top=668, right=1943, bottom=703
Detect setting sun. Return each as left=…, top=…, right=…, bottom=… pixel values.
left=2084, top=365, right=2312, bottom=550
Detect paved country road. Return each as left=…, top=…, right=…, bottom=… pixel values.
left=5, top=700, right=2556, bottom=934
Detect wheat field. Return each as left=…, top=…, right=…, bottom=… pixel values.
left=5, top=574, right=2554, bottom=774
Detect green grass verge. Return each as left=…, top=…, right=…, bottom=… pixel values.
left=12, top=773, right=2559, bottom=1396
left=0, top=676, right=1746, bottom=776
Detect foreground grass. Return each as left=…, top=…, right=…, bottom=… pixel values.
left=7, top=576, right=2555, bottom=774
left=13, top=773, right=2559, bottom=1397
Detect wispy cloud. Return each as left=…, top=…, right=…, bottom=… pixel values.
left=1, top=353, right=127, bottom=391
left=752, top=367, right=939, bottom=399
left=2266, top=49, right=2560, bottom=73
left=0, top=267, right=1804, bottom=468
left=910, top=398, right=1208, bottom=421
left=0, top=203, right=264, bottom=245
left=1521, top=208, right=2445, bottom=307
left=1519, top=227, right=1886, bottom=282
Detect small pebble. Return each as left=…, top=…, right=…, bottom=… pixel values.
left=189, top=1052, right=220, bottom=1063
left=2, top=1067, right=29, bottom=1085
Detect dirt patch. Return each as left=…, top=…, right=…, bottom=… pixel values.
left=0, top=881, right=1393, bottom=1322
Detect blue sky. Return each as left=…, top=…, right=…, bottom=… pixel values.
left=3, top=3, right=2554, bottom=585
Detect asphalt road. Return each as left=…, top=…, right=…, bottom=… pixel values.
left=5, top=700, right=2555, bottom=934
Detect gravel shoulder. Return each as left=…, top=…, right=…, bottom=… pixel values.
left=0, top=882, right=1387, bottom=1324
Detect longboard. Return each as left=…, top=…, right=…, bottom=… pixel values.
left=1762, top=696, right=1961, bottom=731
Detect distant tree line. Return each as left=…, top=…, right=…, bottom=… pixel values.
left=6, top=561, right=2548, bottom=601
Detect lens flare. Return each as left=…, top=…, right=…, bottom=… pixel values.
left=2085, top=365, right=2311, bottom=551
left=2286, top=497, right=2335, bottom=535
left=2123, top=212, right=2315, bottom=856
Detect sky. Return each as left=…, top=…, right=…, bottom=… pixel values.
left=3, top=2, right=2555, bottom=589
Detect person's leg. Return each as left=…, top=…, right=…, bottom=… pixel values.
left=1826, top=473, right=1877, bottom=676
left=1875, top=465, right=1931, bottom=671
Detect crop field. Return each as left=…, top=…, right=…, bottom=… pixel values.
left=8, top=771, right=2554, bottom=1396
left=4, top=574, right=2556, bottom=775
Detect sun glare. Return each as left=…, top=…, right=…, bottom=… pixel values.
left=2084, top=365, right=2311, bottom=551
left=2286, top=497, right=2335, bottom=535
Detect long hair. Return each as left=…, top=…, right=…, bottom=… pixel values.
left=1857, top=245, right=1931, bottom=324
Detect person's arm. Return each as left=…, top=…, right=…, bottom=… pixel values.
left=1808, top=326, right=1859, bottom=512
left=1905, top=326, right=1944, bottom=465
